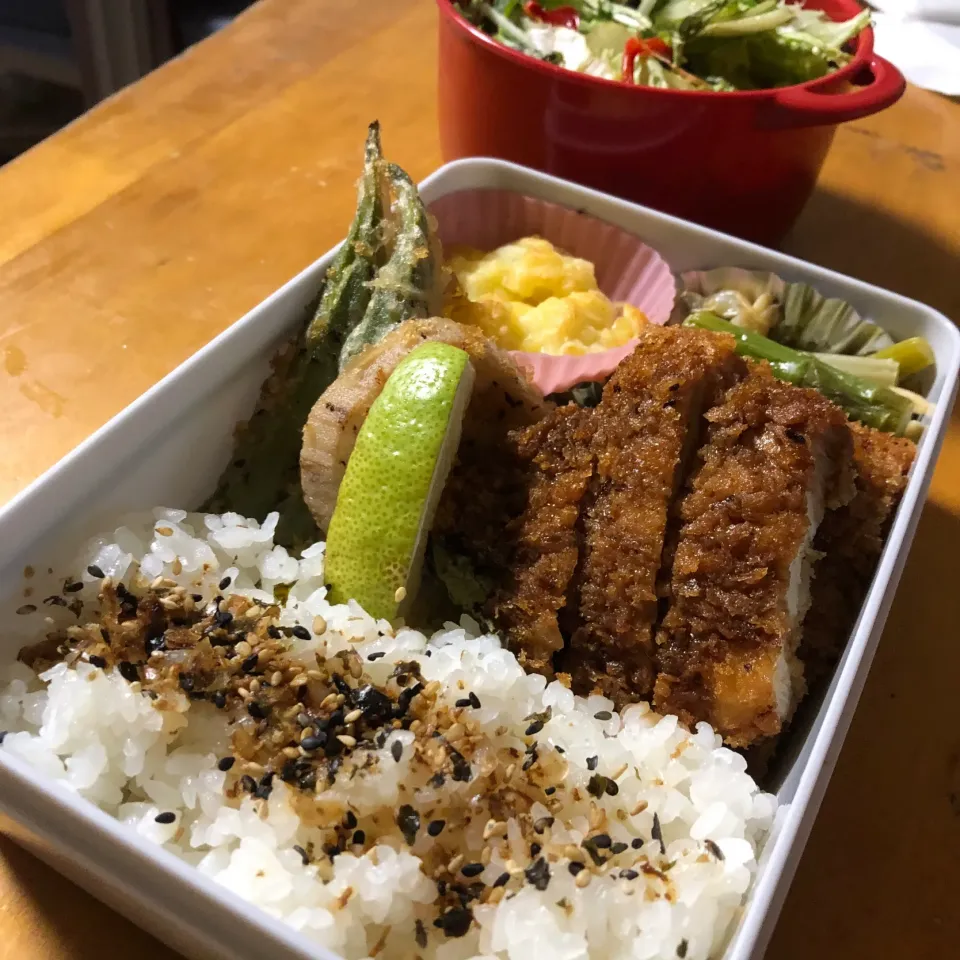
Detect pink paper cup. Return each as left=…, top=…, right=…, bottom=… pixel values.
left=427, top=189, right=676, bottom=394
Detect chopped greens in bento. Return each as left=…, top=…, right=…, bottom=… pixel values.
left=1, top=126, right=932, bottom=959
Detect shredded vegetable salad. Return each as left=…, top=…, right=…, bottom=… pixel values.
left=457, top=0, right=871, bottom=91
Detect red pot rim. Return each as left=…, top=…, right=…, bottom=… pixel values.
left=437, top=0, right=878, bottom=101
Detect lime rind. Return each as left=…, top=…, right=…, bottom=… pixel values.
left=324, top=342, right=475, bottom=620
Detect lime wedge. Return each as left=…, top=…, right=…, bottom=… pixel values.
left=323, top=342, right=475, bottom=620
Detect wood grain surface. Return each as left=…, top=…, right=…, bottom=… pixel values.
left=0, top=1, right=958, bottom=958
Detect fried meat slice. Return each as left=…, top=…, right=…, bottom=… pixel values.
left=653, top=365, right=854, bottom=748
left=567, top=325, right=744, bottom=706
left=800, top=422, right=915, bottom=684
left=487, top=405, right=595, bottom=676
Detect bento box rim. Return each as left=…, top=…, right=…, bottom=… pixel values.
left=0, top=157, right=955, bottom=960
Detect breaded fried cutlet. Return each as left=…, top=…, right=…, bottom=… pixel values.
left=653, top=364, right=854, bottom=748
left=566, top=325, right=745, bottom=705
left=800, top=422, right=915, bottom=684
left=487, top=405, right=595, bottom=675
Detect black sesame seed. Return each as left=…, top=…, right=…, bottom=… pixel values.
left=267, top=625, right=282, bottom=639
left=450, top=750, right=472, bottom=782
left=592, top=833, right=612, bottom=848
left=16, top=604, right=36, bottom=615
left=493, top=871, right=510, bottom=888
left=240, top=775, right=257, bottom=793
left=568, top=861, right=585, bottom=876
left=247, top=701, right=268, bottom=719
left=594, top=710, right=612, bottom=721
left=154, top=812, right=176, bottom=824
left=534, top=816, right=554, bottom=834
left=554, top=744, right=565, bottom=753
left=214, top=609, right=234, bottom=628
left=530, top=842, right=541, bottom=857
left=415, top=918, right=428, bottom=949
left=292, top=625, right=311, bottom=641
left=611, top=842, right=628, bottom=855
left=323, top=843, right=341, bottom=860
left=293, top=844, right=310, bottom=865
left=677, top=939, right=689, bottom=958
left=117, top=661, right=139, bottom=683
left=352, top=829, right=366, bottom=845
left=191, top=593, right=204, bottom=602
left=64, top=581, right=84, bottom=594
left=212, top=691, right=227, bottom=709
left=241, top=653, right=260, bottom=674
left=397, top=804, right=420, bottom=845
left=620, top=869, right=639, bottom=880
left=605, top=778, right=619, bottom=797
left=544, top=786, right=557, bottom=795
left=525, top=857, right=550, bottom=891
left=586, top=755, right=598, bottom=770
left=218, top=576, right=232, bottom=591
left=461, top=862, right=484, bottom=878
left=87, top=564, right=105, bottom=579
left=217, top=756, right=235, bottom=772
left=455, top=698, right=472, bottom=708
left=88, top=655, right=107, bottom=669
left=525, top=720, right=544, bottom=736
left=434, top=907, right=472, bottom=938
left=429, top=772, right=445, bottom=788
left=344, top=810, right=358, bottom=830
left=301, top=734, right=326, bottom=751
left=704, top=839, right=725, bottom=861
left=632, top=838, right=644, bottom=849
left=468, top=692, right=481, bottom=709
left=427, top=819, right=445, bottom=837
left=391, top=740, right=403, bottom=762
left=652, top=812, right=665, bottom=854
left=254, top=772, right=275, bottom=800
left=367, top=651, right=385, bottom=661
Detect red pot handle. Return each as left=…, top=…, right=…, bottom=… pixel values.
left=768, top=54, right=906, bottom=129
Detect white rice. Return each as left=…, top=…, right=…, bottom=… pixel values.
left=1, top=509, right=776, bottom=960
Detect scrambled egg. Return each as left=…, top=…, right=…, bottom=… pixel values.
left=445, top=237, right=646, bottom=355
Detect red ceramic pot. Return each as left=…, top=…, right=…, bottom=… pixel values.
left=437, top=0, right=905, bottom=246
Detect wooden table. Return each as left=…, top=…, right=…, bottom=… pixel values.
left=0, top=1, right=958, bottom=957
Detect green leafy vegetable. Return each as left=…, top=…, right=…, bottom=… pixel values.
left=457, top=0, right=871, bottom=90
left=683, top=311, right=915, bottom=434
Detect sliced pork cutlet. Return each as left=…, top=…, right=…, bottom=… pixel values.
left=654, top=365, right=854, bottom=749
left=567, top=325, right=744, bottom=706
left=801, top=422, right=915, bottom=685
left=487, top=404, right=595, bottom=677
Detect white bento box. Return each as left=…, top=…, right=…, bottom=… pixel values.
left=0, top=159, right=957, bottom=960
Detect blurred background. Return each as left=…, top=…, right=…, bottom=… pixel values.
left=0, top=0, right=254, bottom=164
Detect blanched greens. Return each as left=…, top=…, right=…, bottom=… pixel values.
left=684, top=311, right=915, bottom=434
left=457, top=0, right=870, bottom=91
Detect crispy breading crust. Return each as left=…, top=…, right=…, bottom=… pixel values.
left=653, top=364, right=854, bottom=748
left=487, top=405, right=595, bottom=675
left=566, top=325, right=744, bottom=705
left=800, top=422, right=915, bottom=684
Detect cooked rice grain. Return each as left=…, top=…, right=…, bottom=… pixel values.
left=0, top=509, right=776, bottom=960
